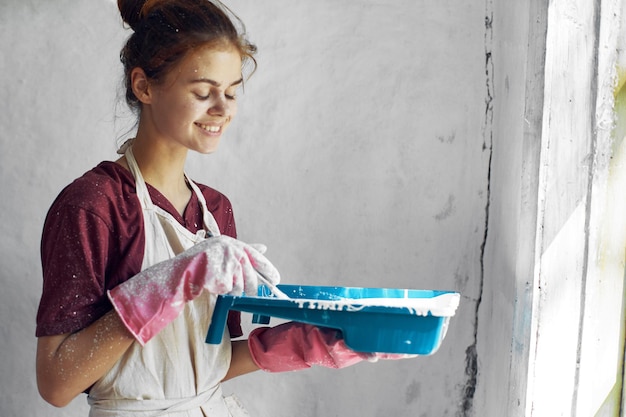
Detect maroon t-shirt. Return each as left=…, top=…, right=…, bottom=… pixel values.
left=36, top=161, right=242, bottom=338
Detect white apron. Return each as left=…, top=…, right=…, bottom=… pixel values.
left=87, top=145, right=248, bottom=417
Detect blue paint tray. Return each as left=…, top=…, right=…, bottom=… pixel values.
left=206, top=285, right=460, bottom=355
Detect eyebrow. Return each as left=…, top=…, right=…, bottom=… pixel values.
left=189, top=77, right=244, bottom=87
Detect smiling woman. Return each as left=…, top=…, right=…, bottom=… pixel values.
left=34, top=1, right=415, bottom=416
left=35, top=1, right=274, bottom=415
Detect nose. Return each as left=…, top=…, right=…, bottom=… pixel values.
left=207, top=94, right=233, bottom=117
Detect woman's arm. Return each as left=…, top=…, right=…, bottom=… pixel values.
left=36, top=310, right=135, bottom=408
left=221, top=339, right=260, bottom=382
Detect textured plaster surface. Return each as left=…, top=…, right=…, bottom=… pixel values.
left=0, top=1, right=491, bottom=416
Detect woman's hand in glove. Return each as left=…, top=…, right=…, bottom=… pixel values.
left=108, top=235, right=280, bottom=345
left=248, top=322, right=416, bottom=373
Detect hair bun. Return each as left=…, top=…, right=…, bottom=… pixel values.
left=118, top=0, right=150, bottom=30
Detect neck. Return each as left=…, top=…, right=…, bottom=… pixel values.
left=126, top=131, right=192, bottom=216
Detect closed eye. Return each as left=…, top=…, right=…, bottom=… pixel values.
left=194, top=92, right=237, bottom=101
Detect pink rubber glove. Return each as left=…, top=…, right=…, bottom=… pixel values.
left=248, top=322, right=415, bottom=372
left=108, top=235, right=280, bottom=345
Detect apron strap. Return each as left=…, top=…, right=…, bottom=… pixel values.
left=88, top=388, right=218, bottom=416
left=186, top=176, right=221, bottom=237
left=124, top=145, right=156, bottom=211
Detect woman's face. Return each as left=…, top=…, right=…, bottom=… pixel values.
left=146, top=45, right=243, bottom=154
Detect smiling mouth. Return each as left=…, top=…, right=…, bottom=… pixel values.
left=195, top=122, right=222, bottom=133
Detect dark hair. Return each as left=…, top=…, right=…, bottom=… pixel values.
left=118, top=0, right=257, bottom=112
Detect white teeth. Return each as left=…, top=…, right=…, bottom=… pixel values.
left=197, top=123, right=221, bottom=133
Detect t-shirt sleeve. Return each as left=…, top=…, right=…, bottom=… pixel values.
left=37, top=177, right=244, bottom=338
left=36, top=204, right=113, bottom=337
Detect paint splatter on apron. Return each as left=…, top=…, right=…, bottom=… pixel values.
left=87, top=144, right=248, bottom=416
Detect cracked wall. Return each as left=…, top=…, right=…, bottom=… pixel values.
left=459, top=2, right=495, bottom=416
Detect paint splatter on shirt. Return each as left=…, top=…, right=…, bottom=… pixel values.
left=36, top=161, right=242, bottom=337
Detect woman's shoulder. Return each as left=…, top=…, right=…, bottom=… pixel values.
left=49, top=161, right=137, bottom=216
left=193, top=181, right=233, bottom=209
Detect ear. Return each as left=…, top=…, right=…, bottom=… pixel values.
left=130, top=67, right=152, bottom=104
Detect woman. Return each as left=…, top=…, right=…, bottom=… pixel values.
left=36, top=1, right=405, bottom=415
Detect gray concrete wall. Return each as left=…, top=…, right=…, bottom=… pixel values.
left=0, top=1, right=487, bottom=416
